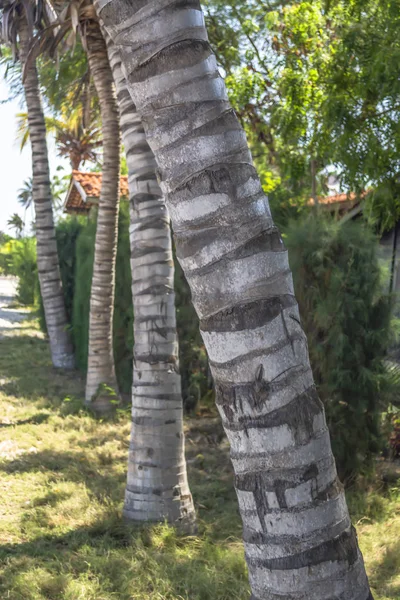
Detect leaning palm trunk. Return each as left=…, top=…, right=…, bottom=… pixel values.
left=105, top=33, right=196, bottom=529
left=96, top=1, right=373, bottom=598
left=19, top=15, right=74, bottom=370
left=84, top=17, right=121, bottom=410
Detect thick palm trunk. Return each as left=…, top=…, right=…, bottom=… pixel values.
left=96, top=1, right=373, bottom=598
left=84, top=18, right=121, bottom=411
left=105, top=34, right=196, bottom=529
left=19, top=16, right=74, bottom=370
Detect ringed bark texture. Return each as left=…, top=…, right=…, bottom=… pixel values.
left=96, top=1, right=373, bottom=598
left=84, top=18, right=121, bottom=409
left=105, top=33, right=196, bottom=529
left=19, top=16, right=74, bottom=370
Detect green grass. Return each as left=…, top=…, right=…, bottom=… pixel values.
left=0, top=316, right=399, bottom=599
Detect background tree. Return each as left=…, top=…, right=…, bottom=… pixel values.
left=0, top=0, right=75, bottom=369
left=17, top=111, right=102, bottom=170
left=32, top=0, right=122, bottom=408
left=81, top=5, right=121, bottom=409
left=205, top=0, right=400, bottom=229
left=7, top=213, right=24, bottom=237
left=17, top=177, right=33, bottom=210
left=105, top=32, right=196, bottom=528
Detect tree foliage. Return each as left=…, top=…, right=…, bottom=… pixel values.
left=36, top=208, right=208, bottom=407
left=286, top=215, right=394, bottom=480
left=206, top=0, right=400, bottom=228
left=0, top=237, right=38, bottom=304
left=70, top=204, right=133, bottom=394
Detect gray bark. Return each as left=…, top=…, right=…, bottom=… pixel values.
left=105, top=32, right=196, bottom=529
left=96, top=1, right=373, bottom=598
left=19, top=15, right=75, bottom=370
left=84, top=17, right=121, bottom=412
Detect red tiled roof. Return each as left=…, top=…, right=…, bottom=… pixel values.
left=65, top=171, right=129, bottom=214
left=308, top=190, right=369, bottom=207
left=71, top=171, right=129, bottom=198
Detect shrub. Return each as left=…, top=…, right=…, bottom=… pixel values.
left=71, top=213, right=96, bottom=373
left=71, top=204, right=133, bottom=393
left=13, top=239, right=39, bottom=305
left=0, top=238, right=39, bottom=305
left=38, top=207, right=134, bottom=392
left=48, top=206, right=206, bottom=404
left=38, top=217, right=85, bottom=332
left=112, top=206, right=133, bottom=393
left=56, top=217, right=85, bottom=322
left=285, top=215, right=394, bottom=481
left=174, top=255, right=210, bottom=411
left=0, top=235, right=14, bottom=276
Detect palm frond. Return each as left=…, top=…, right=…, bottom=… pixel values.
left=0, top=0, right=53, bottom=58
left=17, top=177, right=33, bottom=208
left=7, top=212, right=24, bottom=236
left=384, top=359, right=400, bottom=408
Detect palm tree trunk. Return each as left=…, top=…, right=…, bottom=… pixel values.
left=96, top=1, right=373, bottom=598
left=84, top=18, right=121, bottom=412
left=19, top=15, right=74, bottom=370
left=105, top=33, right=196, bottom=529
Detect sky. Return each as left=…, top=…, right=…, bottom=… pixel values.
left=0, top=65, right=68, bottom=234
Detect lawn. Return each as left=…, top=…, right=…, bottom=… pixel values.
left=0, top=315, right=399, bottom=600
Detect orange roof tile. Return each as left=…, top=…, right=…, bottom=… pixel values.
left=308, top=190, right=368, bottom=207
left=71, top=170, right=129, bottom=198
left=65, top=171, right=129, bottom=214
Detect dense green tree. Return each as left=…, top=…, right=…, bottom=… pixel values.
left=286, top=215, right=393, bottom=481
left=321, top=0, right=400, bottom=228
left=202, top=1, right=399, bottom=228
left=203, top=0, right=321, bottom=214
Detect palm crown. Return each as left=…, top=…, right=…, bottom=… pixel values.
left=7, top=213, right=24, bottom=236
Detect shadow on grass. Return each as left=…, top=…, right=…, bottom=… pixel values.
left=0, top=413, right=50, bottom=427
left=2, top=504, right=398, bottom=600
left=346, top=477, right=399, bottom=526
left=0, top=335, right=85, bottom=404
left=30, top=490, right=73, bottom=509
left=0, top=448, right=126, bottom=503
left=369, top=540, right=400, bottom=599
left=0, top=514, right=134, bottom=559
left=0, top=511, right=249, bottom=600
left=0, top=442, right=238, bottom=530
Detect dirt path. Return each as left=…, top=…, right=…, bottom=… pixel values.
left=0, top=277, right=31, bottom=338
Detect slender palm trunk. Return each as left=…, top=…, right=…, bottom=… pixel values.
left=70, top=153, right=82, bottom=171
left=96, top=1, right=373, bottom=598
left=84, top=18, right=121, bottom=411
left=105, top=33, right=196, bottom=529
left=19, top=15, right=74, bottom=370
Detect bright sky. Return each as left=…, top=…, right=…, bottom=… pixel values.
left=0, top=65, right=69, bottom=234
